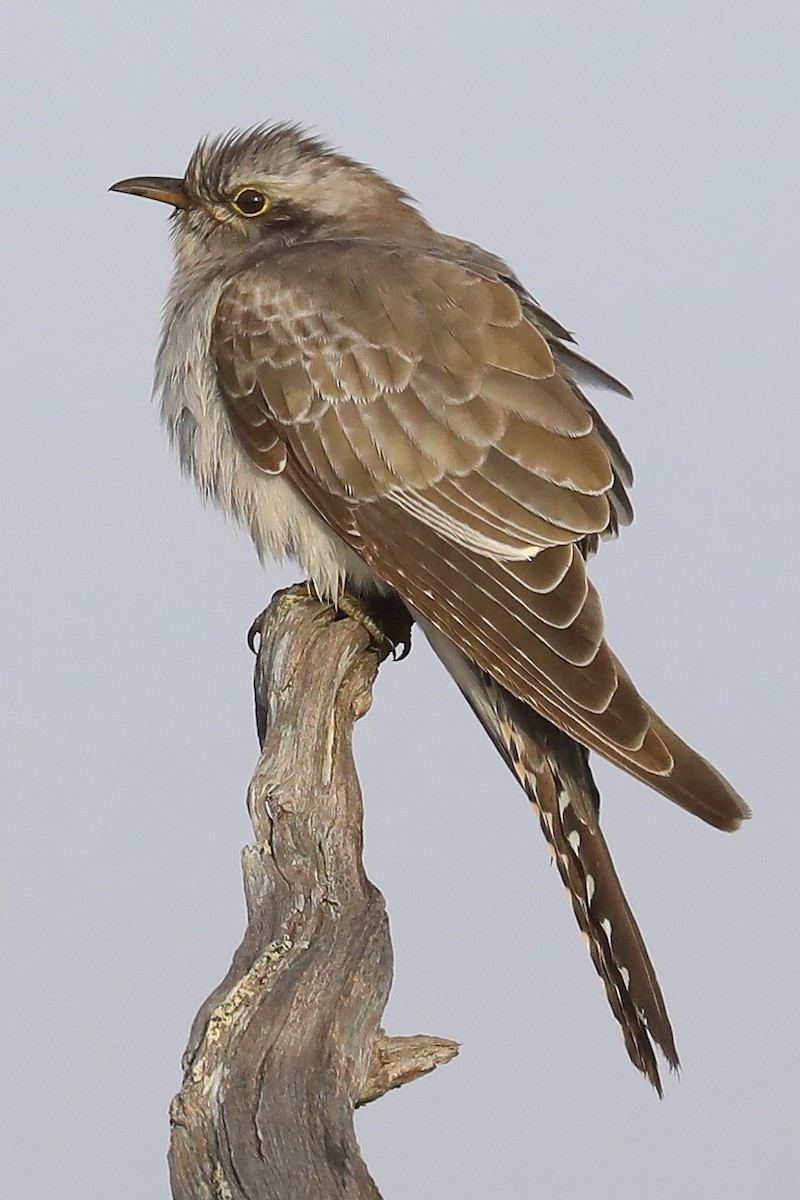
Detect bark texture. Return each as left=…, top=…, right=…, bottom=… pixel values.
left=168, top=590, right=458, bottom=1200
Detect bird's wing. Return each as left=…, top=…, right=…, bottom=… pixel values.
left=213, top=239, right=748, bottom=833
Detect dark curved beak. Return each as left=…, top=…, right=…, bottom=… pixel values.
left=109, top=176, right=189, bottom=209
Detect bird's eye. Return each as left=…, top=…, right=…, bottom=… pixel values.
left=231, top=188, right=271, bottom=217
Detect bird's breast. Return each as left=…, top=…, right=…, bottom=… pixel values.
left=153, top=268, right=374, bottom=599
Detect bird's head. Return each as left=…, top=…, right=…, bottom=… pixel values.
left=111, top=123, right=431, bottom=270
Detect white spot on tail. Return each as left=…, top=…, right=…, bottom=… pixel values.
left=567, top=831, right=581, bottom=853
left=558, top=791, right=570, bottom=819
left=585, top=874, right=595, bottom=904
left=601, top=917, right=612, bottom=943
left=619, top=966, right=630, bottom=988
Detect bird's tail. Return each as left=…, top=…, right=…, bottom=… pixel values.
left=423, top=621, right=679, bottom=1094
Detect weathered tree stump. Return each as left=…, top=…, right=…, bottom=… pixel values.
left=168, top=589, right=458, bottom=1199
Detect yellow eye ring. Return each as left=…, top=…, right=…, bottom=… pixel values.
left=231, top=187, right=271, bottom=217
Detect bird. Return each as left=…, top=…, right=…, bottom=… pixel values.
left=111, top=122, right=749, bottom=1095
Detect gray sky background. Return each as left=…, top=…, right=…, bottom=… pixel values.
left=3, top=2, right=798, bottom=1196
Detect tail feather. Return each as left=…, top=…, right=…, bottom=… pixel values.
left=423, top=621, right=680, bottom=1093
left=530, top=759, right=678, bottom=1092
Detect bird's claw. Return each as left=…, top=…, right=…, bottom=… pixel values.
left=248, top=583, right=314, bottom=653
left=331, top=592, right=413, bottom=663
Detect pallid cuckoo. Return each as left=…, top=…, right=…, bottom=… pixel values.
left=112, top=123, right=749, bottom=1094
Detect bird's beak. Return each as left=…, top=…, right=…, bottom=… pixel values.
left=109, top=176, right=189, bottom=209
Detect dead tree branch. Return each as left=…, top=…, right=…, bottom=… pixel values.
left=168, top=589, right=458, bottom=1200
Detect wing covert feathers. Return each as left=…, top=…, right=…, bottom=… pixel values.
left=214, top=242, right=627, bottom=556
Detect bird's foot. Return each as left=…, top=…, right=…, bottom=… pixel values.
left=247, top=583, right=412, bottom=661
left=332, top=591, right=413, bottom=662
